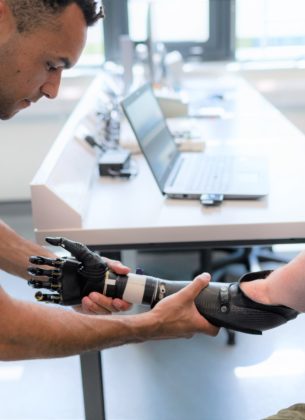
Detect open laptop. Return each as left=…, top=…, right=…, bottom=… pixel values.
left=121, top=83, right=268, bottom=200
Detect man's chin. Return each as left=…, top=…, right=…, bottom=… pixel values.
left=0, top=109, right=20, bottom=120
left=0, top=114, right=13, bottom=120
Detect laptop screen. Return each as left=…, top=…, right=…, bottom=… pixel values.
left=121, top=83, right=178, bottom=190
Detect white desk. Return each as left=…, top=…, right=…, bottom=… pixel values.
left=30, top=72, right=305, bottom=420
left=32, top=74, right=305, bottom=248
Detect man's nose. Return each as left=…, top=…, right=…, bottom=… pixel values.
left=40, top=71, right=62, bottom=99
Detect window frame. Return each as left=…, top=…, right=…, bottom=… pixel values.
left=103, top=0, right=236, bottom=63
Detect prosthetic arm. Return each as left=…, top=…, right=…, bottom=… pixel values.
left=28, top=237, right=299, bottom=335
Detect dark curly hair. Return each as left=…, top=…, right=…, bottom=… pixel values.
left=6, top=0, right=104, bottom=32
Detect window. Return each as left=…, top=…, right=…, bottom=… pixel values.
left=127, top=0, right=209, bottom=43
left=103, top=0, right=234, bottom=62
left=80, top=0, right=305, bottom=68
left=236, top=0, right=305, bottom=62
left=76, top=24, right=105, bottom=67
left=73, top=0, right=105, bottom=69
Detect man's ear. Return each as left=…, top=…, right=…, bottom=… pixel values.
left=0, top=0, right=16, bottom=45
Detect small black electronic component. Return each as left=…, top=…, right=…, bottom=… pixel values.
left=83, top=134, right=135, bottom=178
left=98, top=149, right=133, bottom=177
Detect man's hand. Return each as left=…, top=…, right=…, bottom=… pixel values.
left=76, top=257, right=132, bottom=315
left=149, top=273, right=219, bottom=339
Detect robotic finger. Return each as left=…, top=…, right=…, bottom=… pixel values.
left=28, top=256, right=65, bottom=292
left=28, top=279, right=62, bottom=291
left=35, top=291, right=62, bottom=304
left=29, top=256, right=65, bottom=268
left=28, top=253, right=83, bottom=306
left=45, top=237, right=104, bottom=267
left=27, top=267, right=62, bottom=278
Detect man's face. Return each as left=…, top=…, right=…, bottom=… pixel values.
left=0, top=3, right=87, bottom=120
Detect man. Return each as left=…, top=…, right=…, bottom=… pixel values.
left=0, top=0, right=218, bottom=361
left=0, top=3, right=304, bottom=418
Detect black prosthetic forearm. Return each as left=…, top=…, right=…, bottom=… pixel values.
left=28, top=237, right=299, bottom=335
left=99, top=269, right=299, bottom=335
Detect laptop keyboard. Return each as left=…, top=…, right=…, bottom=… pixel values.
left=173, top=155, right=234, bottom=192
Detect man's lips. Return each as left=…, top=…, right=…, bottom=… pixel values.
left=17, top=99, right=32, bottom=110
left=19, top=96, right=41, bottom=110
left=25, top=97, right=41, bottom=104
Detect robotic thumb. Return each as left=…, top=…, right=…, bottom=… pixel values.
left=45, top=237, right=91, bottom=262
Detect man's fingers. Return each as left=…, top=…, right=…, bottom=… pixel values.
left=73, top=303, right=106, bottom=316
left=112, top=298, right=132, bottom=311
left=82, top=293, right=130, bottom=312
left=81, top=295, right=114, bottom=314
left=103, top=257, right=130, bottom=275
left=183, top=273, right=211, bottom=298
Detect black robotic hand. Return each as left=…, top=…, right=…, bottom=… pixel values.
left=28, top=237, right=109, bottom=305
left=28, top=237, right=299, bottom=335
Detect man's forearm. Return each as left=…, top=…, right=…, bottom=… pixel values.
left=0, top=275, right=217, bottom=361
left=0, top=286, right=154, bottom=360
left=241, top=251, right=305, bottom=312
left=0, top=220, right=54, bottom=279
left=264, top=251, right=305, bottom=312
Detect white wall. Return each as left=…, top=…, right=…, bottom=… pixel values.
left=0, top=74, right=94, bottom=202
